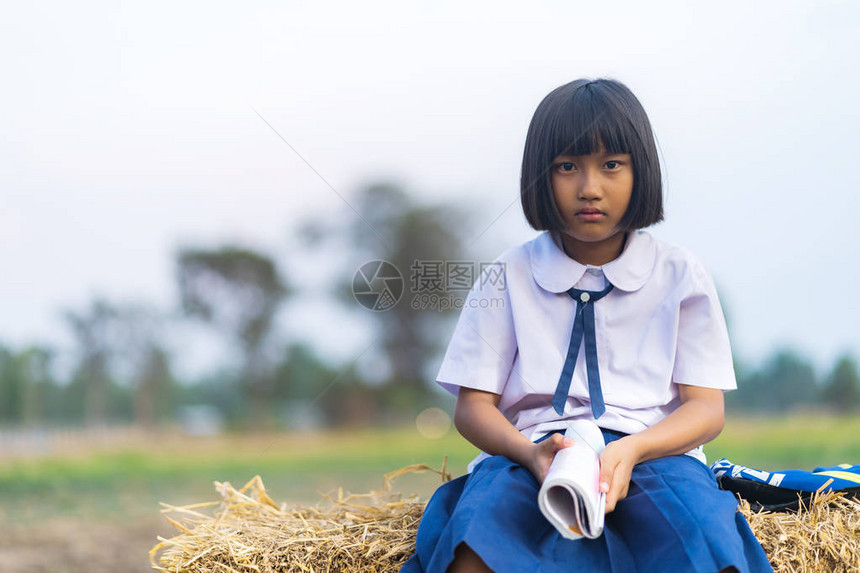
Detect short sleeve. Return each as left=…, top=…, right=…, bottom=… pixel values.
left=671, top=260, right=737, bottom=390
left=436, top=263, right=517, bottom=396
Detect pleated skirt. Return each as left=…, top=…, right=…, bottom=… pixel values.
left=401, top=429, right=772, bottom=573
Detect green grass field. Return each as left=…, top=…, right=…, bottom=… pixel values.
left=0, top=426, right=479, bottom=526
left=710, top=413, right=860, bottom=468
left=1, top=413, right=859, bottom=526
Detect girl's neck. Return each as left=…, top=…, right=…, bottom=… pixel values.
left=557, top=231, right=628, bottom=266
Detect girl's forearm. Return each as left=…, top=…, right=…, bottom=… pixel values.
left=624, top=386, right=725, bottom=464
left=453, top=388, right=535, bottom=466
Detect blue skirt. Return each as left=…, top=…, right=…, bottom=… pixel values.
left=401, top=430, right=772, bottom=573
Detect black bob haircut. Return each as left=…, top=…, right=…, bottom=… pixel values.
left=520, top=78, right=663, bottom=231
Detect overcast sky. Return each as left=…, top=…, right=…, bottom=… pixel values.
left=2, top=0, right=858, bottom=378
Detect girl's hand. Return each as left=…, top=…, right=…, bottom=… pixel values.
left=598, top=436, right=642, bottom=513
left=523, top=433, right=574, bottom=483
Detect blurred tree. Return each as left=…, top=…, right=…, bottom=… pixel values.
left=270, top=343, right=396, bottom=427
left=64, top=299, right=175, bottom=427
left=821, top=354, right=860, bottom=412
left=0, top=345, right=23, bottom=423
left=64, top=299, right=117, bottom=426
left=729, top=348, right=818, bottom=413
left=179, top=369, right=245, bottom=428
left=133, top=346, right=174, bottom=427
left=177, top=246, right=289, bottom=426
left=19, top=346, right=54, bottom=426
left=109, top=305, right=175, bottom=428
left=725, top=357, right=751, bottom=412
left=330, top=182, right=468, bottom=410
left=272, top=343, right=337, bottom=403
left=272, top=343, right=339, bottom=428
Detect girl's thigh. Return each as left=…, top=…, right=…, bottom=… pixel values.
left=609, top=455, right=748, bottom=573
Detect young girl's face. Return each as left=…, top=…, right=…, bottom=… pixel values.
left=550, top=148, right=633, bottom=265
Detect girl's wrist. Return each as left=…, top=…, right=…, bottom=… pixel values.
left=502, top=432, right=537, bottom=467
left=614, top=434, right=648, bottom=465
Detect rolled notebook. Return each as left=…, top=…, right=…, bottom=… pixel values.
left=537, top=419, right=606, bottom=540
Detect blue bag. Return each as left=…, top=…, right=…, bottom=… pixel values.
left=710, top=458, right=860, bottom=512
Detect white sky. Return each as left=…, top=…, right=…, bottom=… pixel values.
left=1, top=0, right=859, bottom=378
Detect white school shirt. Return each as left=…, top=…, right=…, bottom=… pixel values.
left=437, top=230, right=736, bottom=469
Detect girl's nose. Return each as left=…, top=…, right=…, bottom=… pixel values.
left=578, top=170, right=603, bottom=200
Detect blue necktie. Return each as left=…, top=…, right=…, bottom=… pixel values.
left=552, top=283, right=614, bottom=418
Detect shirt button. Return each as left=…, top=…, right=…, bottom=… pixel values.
left=580, top=292, right=591, bottom=302
left=587, top=268, right=601, bottom=275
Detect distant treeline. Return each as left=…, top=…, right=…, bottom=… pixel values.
left=0, top=183, right=858, bottom=430
left=727, top=351, right=859, bottom=414
left=0, top=183, right=467, bottom=430
left=2, top=340, right=857, bottom=430
left=0, top=339, right=407, bottom=430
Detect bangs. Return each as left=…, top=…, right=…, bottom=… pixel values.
left=546, top=85, right=636, bottom=159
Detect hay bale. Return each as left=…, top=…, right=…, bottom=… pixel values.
left=152, top=466, right=860, bottom=573
left=150, top=463, right=449, bottom=573
left=739, top=491, right=860, bottom=572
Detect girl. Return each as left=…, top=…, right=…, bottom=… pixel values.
left=401, top=79, right=772, bottom=573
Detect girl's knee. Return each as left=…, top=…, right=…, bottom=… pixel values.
left=447, top=543, right=493, bottom=573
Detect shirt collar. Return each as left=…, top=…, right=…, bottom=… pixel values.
left=529, top=230, right=657, bottom=293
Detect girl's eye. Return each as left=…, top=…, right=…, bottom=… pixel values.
left=605, top=160, right=621, bottom=170
left=557, top=162, right=576, bottom=172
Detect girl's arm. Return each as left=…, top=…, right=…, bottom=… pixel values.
left=598, top=384, right=725, bottom=512
left=454, top=387, right=574, bottom=483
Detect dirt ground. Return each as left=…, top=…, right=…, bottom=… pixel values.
left=0, top=516, right=174, bottom=573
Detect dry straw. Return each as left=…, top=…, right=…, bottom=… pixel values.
left=151, top=463, right=860, bottom=573
left=739, top=491, right=860, bottom=573
left=150, top=462, right=450, bottom=573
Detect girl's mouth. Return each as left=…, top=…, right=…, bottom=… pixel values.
left=575, top=209, right=605, bottom=222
